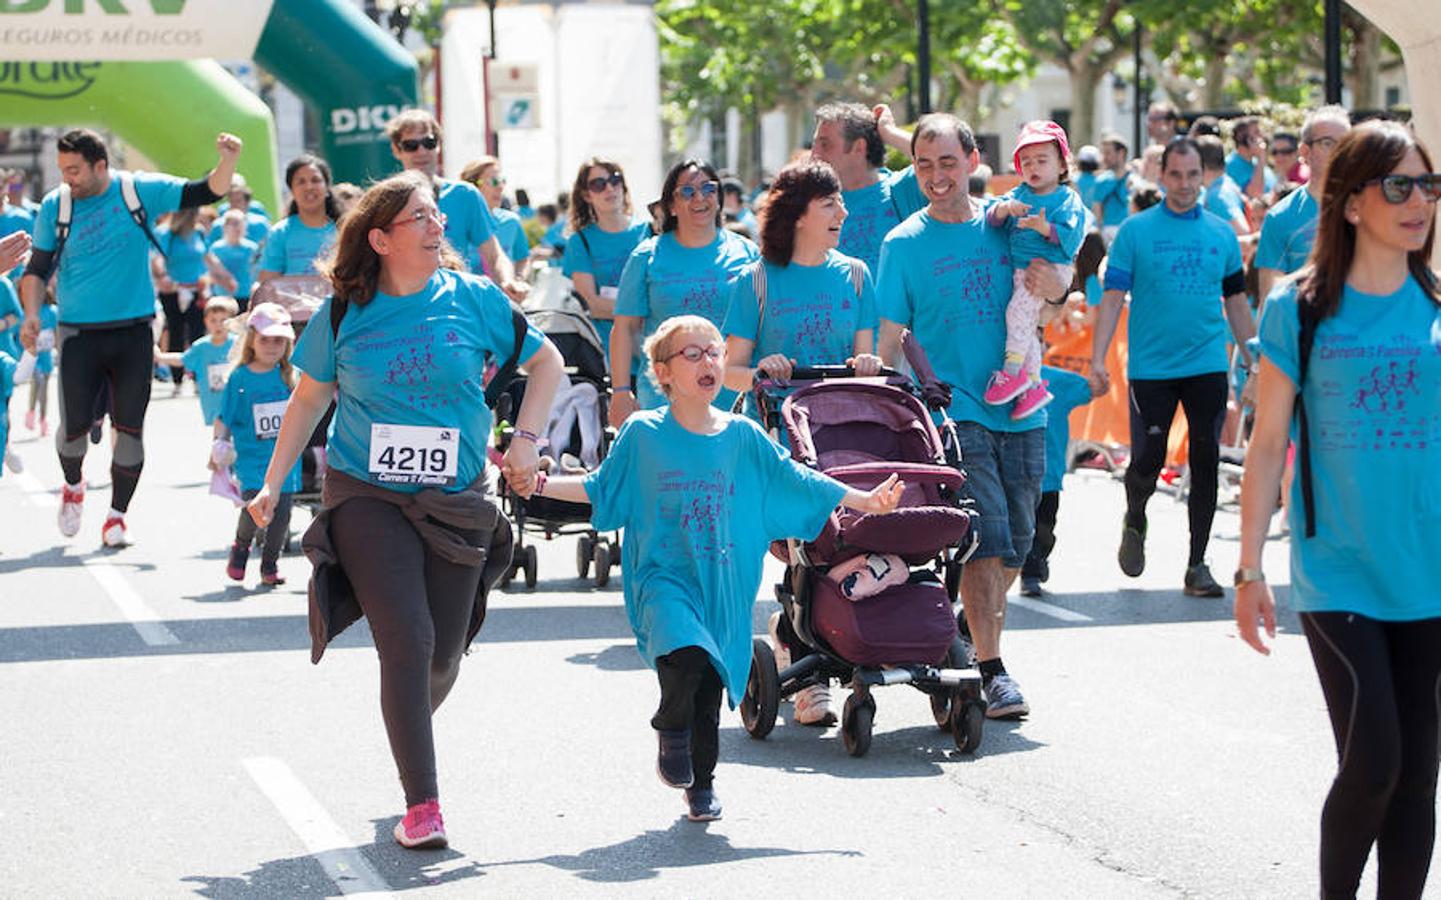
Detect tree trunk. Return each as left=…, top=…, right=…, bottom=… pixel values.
left=1069, top=60, right=1101, bottom=145
left=1347, top=14, right=1382, bottom=110
left=1203, top=52, right=1228, bottom=109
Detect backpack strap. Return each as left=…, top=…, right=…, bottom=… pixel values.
left=117, top=171, right=168, bottom=258
left=329, top=295, right=349, bottom=340
left=750, top=259, right=768, bottom=337
left=847, top=258, right=866, bottom=301
left=55, top=184, right=73, bottom=260
left=1294, top=297, right=1322, bottom=539
left=484, top=302, right=531, bottom=408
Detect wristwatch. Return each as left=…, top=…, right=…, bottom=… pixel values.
left=1233, top=566, right=1266, bottom=587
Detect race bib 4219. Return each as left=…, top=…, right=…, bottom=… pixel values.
left=368, top=423, right=459, bottom=486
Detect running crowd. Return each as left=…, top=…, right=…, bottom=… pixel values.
left=0, top=96, right=1435, bottom=899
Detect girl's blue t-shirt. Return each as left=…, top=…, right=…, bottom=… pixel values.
left=181, top=334, right=237, bottom=426
left=615, top=229, right=759, bottom=410
left=156, top=225, right=209, bottom=284
left=219, top=364, right=302, bottom=493
left=260, top=216, right=336, bottom=277
left=1258, top=278, right=1441, bottom=620
left=995, top=183, right=1088, bottom=268
left=209, top=239, right=259, bottom=299
left=583, top=409, right=848, bottom=703
left=293, top=268, right=545, bottom=494
left=561, top=218, right=653, bottom=351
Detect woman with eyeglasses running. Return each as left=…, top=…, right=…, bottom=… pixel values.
left=561, top=157, right=654, bottom=355
left=609, top=158, right=759, bottom=426
left=460, top=155, right=531, bottom=280
left=1237, top=121, right=1441, bottom=900
left=247, top=170, right=565, bottom=851
left=521, top=313, right=904, bottom=821
left=256, top=154, right=341, bottom=284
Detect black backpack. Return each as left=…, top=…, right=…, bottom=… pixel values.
left=1294, top=298, right=1322, bottom=538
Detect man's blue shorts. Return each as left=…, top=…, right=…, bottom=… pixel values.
left=953, top=421, right=1045, bottom=570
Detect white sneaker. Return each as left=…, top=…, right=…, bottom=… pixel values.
left=794, top=684, right=836, bottom=726
left=58, top=483, right=85, bottom=538
left=4, top=450, right=23, bottom=474
left=101, top=515, right=129, bottom=548
left=767, top=610, right=792, bottom=671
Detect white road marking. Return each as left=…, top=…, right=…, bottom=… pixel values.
left=1009, top=595, right=1094, bottom=622
left=79, top=558, right=180, bottom=646
left=14, top=469, right=55, bottom=508
left=243, top=757, right=396, bottom=898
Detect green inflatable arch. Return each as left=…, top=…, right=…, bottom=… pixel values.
left=0, top=0, right=418, bottom=212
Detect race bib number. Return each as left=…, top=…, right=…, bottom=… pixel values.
left=207, top=364, right=228, bottom=392
left=368, top=424, right=458, bottom=486
left=253, top=400, right=288, bottom=440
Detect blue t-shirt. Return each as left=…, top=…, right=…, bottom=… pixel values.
left=32, top=304, right=58, bottom=376
left=1255, top=187, right=1318, bottom=275
left=561, top=217, right=653, bottom=351
left=181, top=334, right=237, bottom=425
left=491, top=206, right=530, bottom=263
left=1084, top=272, right=1103, bottom=307
left=156, top=225, right=208, bottom=284
left=1038, top=366, right=1093, bottom=493
left=0, top=350, right=14, bottom=471
left=1257, top=278, right=1441, bottom=619
left=260, top=216, right=336, bottom=277
left=31, top=171, right=184, bottom=325
left=219, top=364, right=302, bottom=494
left=293, top=268, right=545, bottom=495
left=877, top=208, right=1043, bottom=432
left=207, top=211, right=271, bottom=247
left=994, top=183, right=1088, bottom=267
left=583, top=409, right=847, bottom=703
left=0, top=277, right=21, bottom=360
left=722, top=251, right=877, bottom=366
left=1103, top=203, right=1244, bottom=380
left=838, top=167, right=926, bottom=276
left=437, top=178, right=497, bottom=274
left=1073, top=172, right=1099, bottom=211
left=1, top=204, right=34, bottom=282
left=1203, top=177, right=1249, bottom=231
left=1225, top=152, right=1275, bottom=196
left=209, top=239, right=259, bottom=299
left=615, top=229, right=759, bottom=410
left=1092, top=170, right=1131, bottom=227
left=543, top=218, right=568, bottom=251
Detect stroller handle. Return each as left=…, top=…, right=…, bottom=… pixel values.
left=754, top=364, right=904, bottom=386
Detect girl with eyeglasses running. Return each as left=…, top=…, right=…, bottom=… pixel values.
left=609, top=158, right=759, bottom=426
left=561, top=157, right=654, bottom=356
left=1237, top=121, right=1441, bottom=900
left=522, top=313, right=904, bottom=822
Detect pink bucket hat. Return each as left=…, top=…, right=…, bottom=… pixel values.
left=1013, top=120, right=1072, bottom=173
left=246, top=302, right=295, bottom=340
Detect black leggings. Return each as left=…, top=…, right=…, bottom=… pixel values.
left=1124, top=372, right=1227, bottom=567
left=652, top=646, right=724, bottom=791
left=1022, top=490, right=1060, bottom=579
left=56, top=323, right=154, bottom=512
left=1301, top=611, right=1441, bottom=899
left=158, top=291, right=205, bottom=386
left=329, top=496, right=484, bottom=807
left=236, top=489, right=292, bottom=568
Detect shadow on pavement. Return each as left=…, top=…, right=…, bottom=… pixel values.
left=0, top=545, right=159, bottom=576
left=566, top=643, right=647, bottom=671
left=477, top=817, right=856, bottom=883
left=181, top=855, right=339, bottom=899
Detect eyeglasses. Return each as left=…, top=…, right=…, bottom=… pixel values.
left=485, top=175, right=506, bottom=187
left=1147, top=114, right=1174, bottom=123
left=663, top=342, right=723, bottom=363
left=398, top=135, right=439, bottom=152
left=1305, top=136, right=1339, bottom=151
left=1271, top=146, right=1297, bottom=157
left=1357, top=173, right=1441, bottom=204
left=587, top=171, right=625, bottom=193
left=384, top=207, right=447, bottom=229
left=675, top=181, right=719, bottom=201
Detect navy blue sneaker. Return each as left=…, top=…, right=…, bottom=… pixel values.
left=684, top=787, right=722, bottom=821
left=656, top=728, right=693, bottom=788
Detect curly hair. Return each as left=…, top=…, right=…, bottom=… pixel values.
left=759, top=159, right=841, bottom=266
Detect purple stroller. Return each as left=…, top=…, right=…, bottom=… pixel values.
left=740, top=333, right=986, bottom=756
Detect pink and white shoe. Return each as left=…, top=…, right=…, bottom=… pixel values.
left=393, top=798, right=447, bottom=849
left=25, top=409, right=35, bottom=431
left=983, top=368, right=1030, bottom=405
left=1011, top=381, right=1054, bottom=420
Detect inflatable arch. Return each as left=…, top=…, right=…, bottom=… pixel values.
left=0, top=0, right=419, bottom=210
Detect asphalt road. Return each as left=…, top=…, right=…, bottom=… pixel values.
left=0, top=381, right=1424, bottom=898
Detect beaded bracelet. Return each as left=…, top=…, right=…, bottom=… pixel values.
left=512, top=428, right=548, bottom=447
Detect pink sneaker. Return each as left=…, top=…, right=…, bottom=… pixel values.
left=983, top=368, right=1030, bottom=405
left=394, top=798, right=447, bottom=849
left=25, top=409, right=35, bottom=431
left=1011, top=381, right=1054, bottom=420
left=39, top=417, right=48, bottom=437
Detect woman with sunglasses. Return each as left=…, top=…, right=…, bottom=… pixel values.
left=257, top=154, right=340, bottom=284
left=561, top=157, right=653, bottom=354
left=460, top=156, right=531, bottom=279
left=1237, top=121, right=1441, bottom=900
left=519, top=313, right=903, bottom=822
left=609, top=158, right=759, bottom=426
left=247, top=170, right=564, bottom=851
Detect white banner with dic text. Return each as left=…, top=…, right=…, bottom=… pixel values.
left=0, top=0, right=277, bottom=61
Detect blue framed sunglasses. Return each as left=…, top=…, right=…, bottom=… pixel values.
left=675, top=181, right=719, bottom=201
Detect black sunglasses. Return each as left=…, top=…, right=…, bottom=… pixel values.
left=1358, top=173, right=1441, bottom=204
left=398, top=135, right=439, bottom=152
left=586, top=171, right=625, bottom=193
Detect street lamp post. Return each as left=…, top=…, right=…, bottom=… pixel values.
left=1324, top=0, right=1343, bottom=103
left=485, top=0, right=498, bottom=155
left=917, top=0, right=931, bottom=114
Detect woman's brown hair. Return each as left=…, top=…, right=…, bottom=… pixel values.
left=1299, top=121, right=1439, bottom=319
left=567, top=156, right=631, bottom=235
left=319, top=171, right=463, bottom=306
left=759, top=159, right=841, bottom=266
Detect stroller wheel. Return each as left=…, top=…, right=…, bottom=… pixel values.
left=523, top=545, right=538, bottom=589
left=576, top=535, right=593, bottom=579
left=929, top=691, right=956, bottom=731
left=594, top=542, right=613, bottom=589
left=951, top=700, right=984, bottom=755
left=740, top=639, right=779, bottom=739
left=841, top=693, right=874, bottom=757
